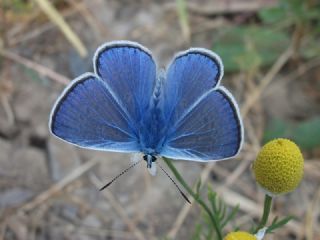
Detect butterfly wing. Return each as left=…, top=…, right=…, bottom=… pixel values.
left=50, top=41, right=157, bottom=152
left=161, top=48, right=222, bottom=119
left=160, top=49, right=243, bottom=160
left=94, top=41, right=156, bottom=124
left=50, top=73, right=139, bottom=152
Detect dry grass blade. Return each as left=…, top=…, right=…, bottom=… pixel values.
left=66, top=0, right=107, bottom=40
left=8, top=7, right=78, bottom=47
left=0, top=49, right=70, bottom=85
left=218, top=159, right=252, bottom=191
left=34, top=0, right=88, bottom=57
left=90, top=174, right=147, bottom=240
left=241, top=46, right=294, bottom=118
left=76, top=227, right=141, bottom=240
left=20, top=158, right=99, bottom=213
left=166, top=1, right=277, bottom=16
left=0, top=220, right=5, bottom=240
left=305, top=186, right=320, bottom=240
left=264, top=57, right=320, bottom=98
left=1, top=96, right=15, bottom=125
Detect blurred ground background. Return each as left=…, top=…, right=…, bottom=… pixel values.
left=0, top=0, right=319, bottom=239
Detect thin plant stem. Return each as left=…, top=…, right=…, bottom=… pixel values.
left=256, top=194, right=273, bottom=232
left=163, top=157, right=223, bottom=240
left=176, top=0, right=190, bottom=42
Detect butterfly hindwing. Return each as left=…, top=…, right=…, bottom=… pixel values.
left=49, top=73, right=140, bottom=152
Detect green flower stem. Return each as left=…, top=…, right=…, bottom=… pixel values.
left=256, top=194, right=273, bottom=232
left=163, top=157, right=223, bottom=240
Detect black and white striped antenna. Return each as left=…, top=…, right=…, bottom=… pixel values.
left=99, top=159, right=142, bottom=191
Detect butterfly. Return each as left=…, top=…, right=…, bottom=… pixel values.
left=49, top=41, right=243, bottom=197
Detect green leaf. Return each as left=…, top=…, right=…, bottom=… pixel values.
left=266, top=216, right=294, bottom=233
left=259, top=7, right=287, bottom=24
left=234, top=45, right=262, bottom=72
left=191, top=223, right=203, bottom=240
left=302, top=42, right=320, bottom=59
left=208, top=189, right=218, bottom=213
left=196, top=179, right=202, bottom=196
left=3, top=0, right=33, bottom=13
left=205, top=227, right=214, bottom=240
left=271, top=216, right=279, bottom=225
left=292, top=117, right=320, bottom=149
left=263, top=117, right=320, bottom=149
left=221, top=205, right=239, bottom=228
left=213, top=26, right=290, bottom=72
left=263, top=118, right=289, bottom=143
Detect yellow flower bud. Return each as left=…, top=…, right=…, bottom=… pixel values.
left=224, top=231, right=257, bottom=240
left=253, top=138, right=304, bottom=195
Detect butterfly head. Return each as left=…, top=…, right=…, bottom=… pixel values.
left=143, top=154, right=157, bottom=168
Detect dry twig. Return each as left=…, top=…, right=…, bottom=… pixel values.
left=166, top=1, right=277, bottom=16
left=66, top=0, right=107, bottom=40
left=20, top=158, right=99, bottom=213
left=241, top=46, right=294, bottom=117
left=77, top=227, right=140, bottom=240
left=305, top=186, right=320, bottom=240
left=0, top=49, right=70, bottom=85
left=89, top=174, right=147, bottom=240
left=34, top=0, right=87, bottom=57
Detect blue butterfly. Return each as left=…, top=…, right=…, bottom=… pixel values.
left=49, top=41, right=243, bottom=193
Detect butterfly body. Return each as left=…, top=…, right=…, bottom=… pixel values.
left=49, top=41, right=243, bottom=168
left=143, top=154, right=157, bottom=168
left=138, top=81, right=166, bottom=156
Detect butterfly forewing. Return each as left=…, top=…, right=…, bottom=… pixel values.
left=161, top=49, right=223, bottom=121
left=94, top=41, right=157, bottom=125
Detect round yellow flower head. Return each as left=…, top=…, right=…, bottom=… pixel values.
left=224, top=231, right=256, bottom=240
left=253, top=138, right=304, bottom=195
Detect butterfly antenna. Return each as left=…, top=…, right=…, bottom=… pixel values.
left=99, top=159, right=142, bottom=191
left=157, top=162, right=191, bottom=204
